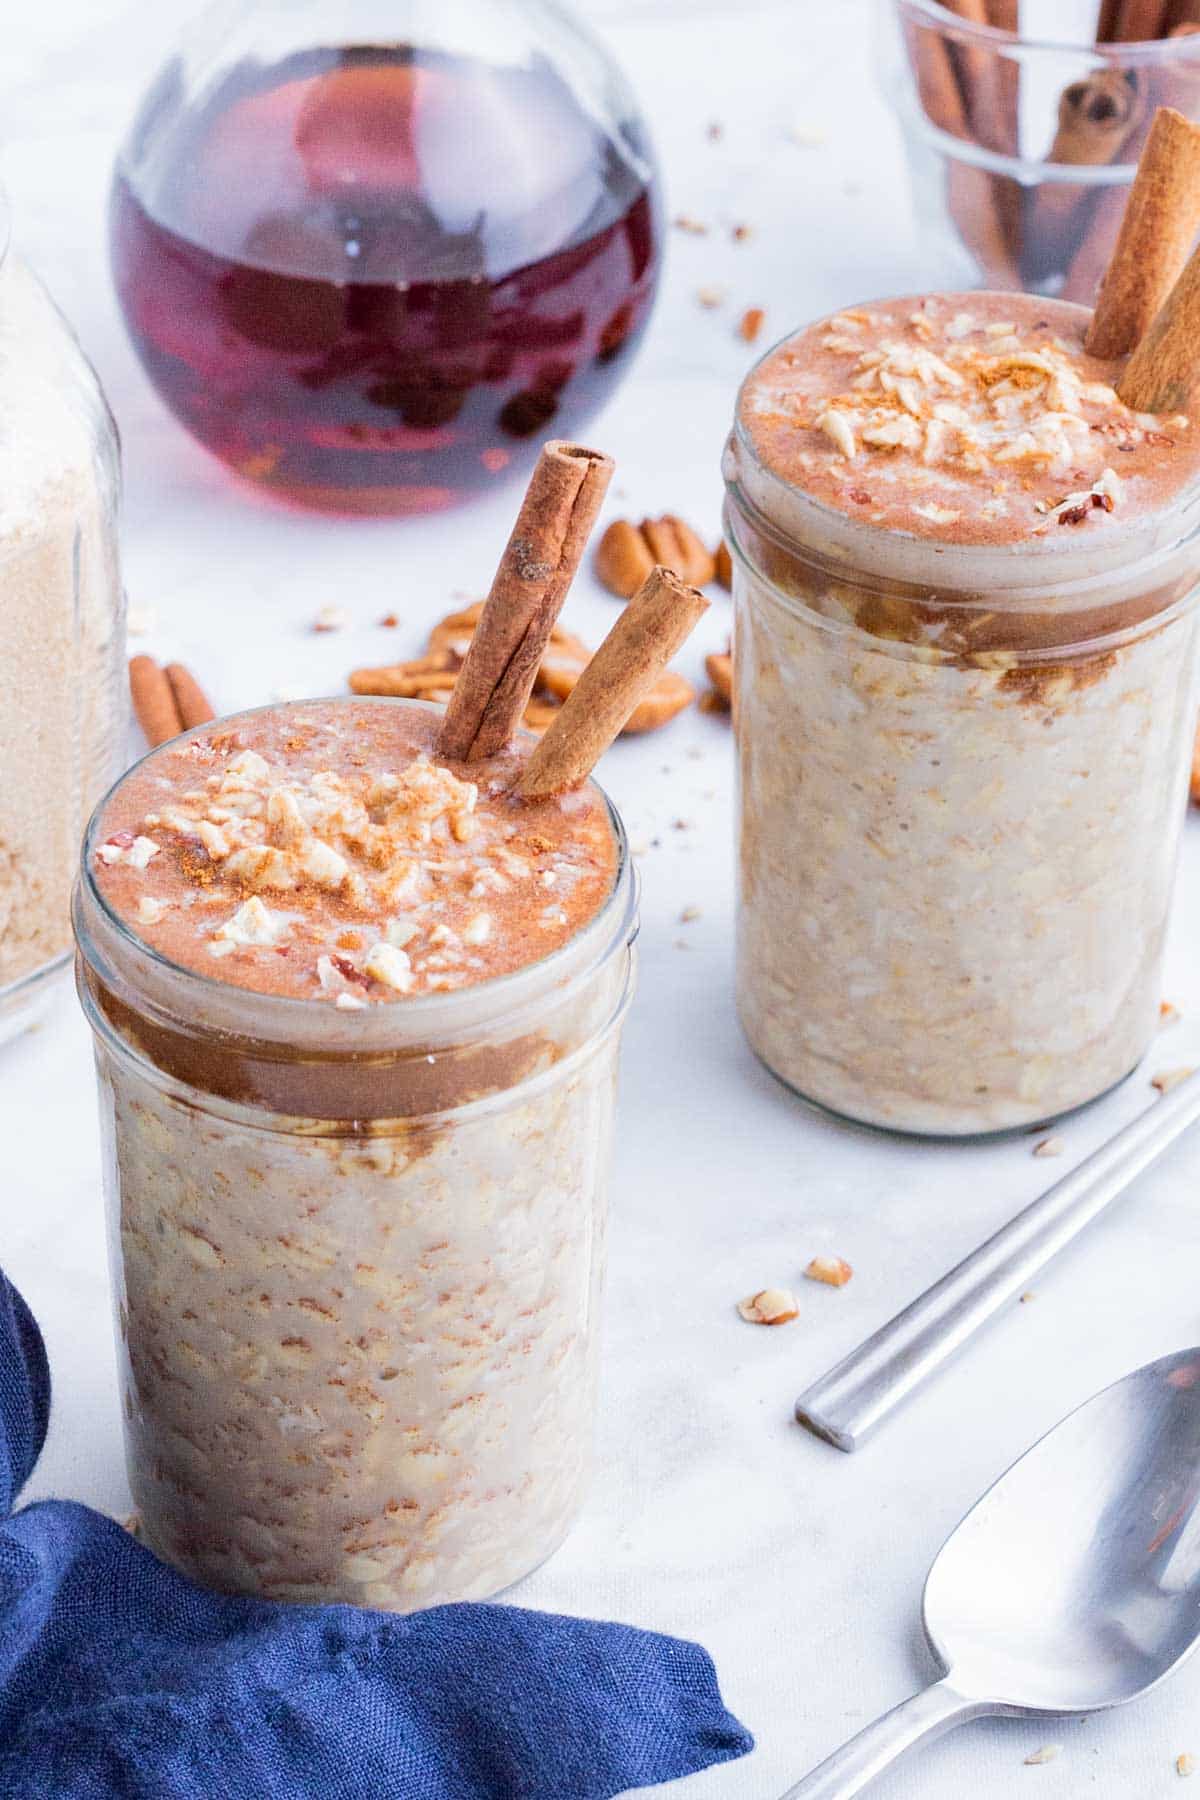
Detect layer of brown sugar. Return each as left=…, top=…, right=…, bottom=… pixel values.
left=739, top=292, right=1200, bottom=546
left=91, top=701, right=617, bottom=1003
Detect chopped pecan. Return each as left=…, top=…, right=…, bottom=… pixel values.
left=737, top=306, right=766, bottom=344
left=348, top=651, right=459, bottom=698
left=737, top=1287, right=798, bottom=1325
left=804, top=1256, right=853, bottom=1288
left=706, top=648, right=733, bottom=709
left=595, top=515, right=716, bottom=598
left=714, top=540, right=732, bottom=590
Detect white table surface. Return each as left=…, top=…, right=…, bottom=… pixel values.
left=5, top=2, right=1200, bottom=1795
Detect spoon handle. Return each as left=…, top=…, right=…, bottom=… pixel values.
left=777, top=1677, right=989, bottom=1799
left=795, top=1068, right=1200, bottom=1451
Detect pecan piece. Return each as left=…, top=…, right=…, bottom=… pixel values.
left=352, top=601, right=694, bottom=739
left=737, top=1288, right=799, bottom=1326
left=714, top=540, right=732, bottom=590
left=804, top=1256, right=853, bottom=1288
left=737, top=306, right=766, bottom=344
left=705, top=648, right=733, bottom=709
left=594, top=514, right=716, bottom=598
left=348, top=650, right=459, bottom=698
left=624, top=669, right=695, bottom=732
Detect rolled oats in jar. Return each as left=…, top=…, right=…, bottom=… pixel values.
left=74, top=698, right=637, bottom=1610
left=724, top=292, right=1200, bottom=1136
left=0, top=203, right=123, bottom=1040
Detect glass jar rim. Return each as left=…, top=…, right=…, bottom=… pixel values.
left=897, top=0, right=1200, bottom=61
left=74, top=696, right=638, bottom=1055
left=724, top=418, right=1200, bottom=662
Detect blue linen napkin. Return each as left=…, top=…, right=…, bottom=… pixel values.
left=0, top=1266, right=752, bottom=1799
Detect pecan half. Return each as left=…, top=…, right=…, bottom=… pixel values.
left=595, top=514, right=716, bottom=598
left=351, top=603, right=693, bottom=736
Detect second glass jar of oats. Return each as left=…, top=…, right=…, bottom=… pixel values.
left=724, top=292, right=1200, bottom=1136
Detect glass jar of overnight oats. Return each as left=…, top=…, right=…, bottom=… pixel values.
left=73, top=697, right=636, bottom=1610
left=0, top=200, right=123, bottom=1043
left=724, top=292, right=1200, bottom=1137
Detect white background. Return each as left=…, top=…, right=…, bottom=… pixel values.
left=4, top=2, right=1200, bottom=1795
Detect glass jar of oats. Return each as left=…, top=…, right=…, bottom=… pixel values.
left=0, top=201, right=123, bottom=1043
left=724, top=292, right=1200, bottom=1136
left=74, top=697, right=637, bottom=1610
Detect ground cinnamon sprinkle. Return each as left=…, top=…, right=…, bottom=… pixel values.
left=91, top=701, right=617, bottom=1004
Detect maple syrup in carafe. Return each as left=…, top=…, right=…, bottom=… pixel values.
left=110, top=44, right=660, bottom=512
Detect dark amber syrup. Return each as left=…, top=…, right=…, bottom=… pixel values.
left=111, top=44, right=660, bottom=512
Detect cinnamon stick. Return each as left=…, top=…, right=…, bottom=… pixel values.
left=943, top=0, right=1007, bottom=150
left=1108, top=0, right=1171, bottom=36
left=1086, top=106, right=1200, bottom=356
left=1117, top=232, right=1200, bottom=408
left=515, top=568, right=708, bottom=800
left=436, top=441, right=613, bottom=762
left=129, top=656, right=183, bottom=748
left=1023, top=70, right=1145, bottom=284
left=165, top=662, right=216, bottom=730
left=900, top=7, right=1021, bottom=284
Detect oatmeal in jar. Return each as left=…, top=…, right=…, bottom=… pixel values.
left=75, top=698, right=636, bottom=1609
left=724, top=293, right=1200, bottom=1134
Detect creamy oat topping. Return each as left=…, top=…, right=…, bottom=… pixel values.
left=92, top=701, right=616, bottom=1001
left=740, top=294, right=1200, bottom=545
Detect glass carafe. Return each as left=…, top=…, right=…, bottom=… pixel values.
left=110, top=0, right=662, bottom=515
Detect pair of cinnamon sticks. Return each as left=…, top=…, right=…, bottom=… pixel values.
left=125, top=448, right=708, bottom=798
left=435, top=441, right=708, bottom=799
left=129, top=656, right=215, bottom=747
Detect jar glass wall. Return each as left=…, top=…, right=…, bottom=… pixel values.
left=74, top=733, right=637, bottom=1610
left=0, top=204, right=124, bottom=1044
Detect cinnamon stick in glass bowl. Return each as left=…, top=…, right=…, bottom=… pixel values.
left=887, top=0, right=1200, bottom=295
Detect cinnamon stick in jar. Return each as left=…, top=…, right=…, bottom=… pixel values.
left=516, top=567, right=708, bottom=801
left=1086, top=105, right=1200, bottom=356
left=436, top=441, right=613, bottom=762
left=899, top=7, right=1021, bottom=285
left=1118, top=232, right=1200, bottom=409
left=1023, top=69, right=1146, bottom=286
left=1104, top=0, right=1172, bottom=37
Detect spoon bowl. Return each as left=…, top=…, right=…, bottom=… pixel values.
left=783, top=1349, right=1200, bottom=1798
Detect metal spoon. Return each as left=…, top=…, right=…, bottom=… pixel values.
left=780, top=1347, right=1200, bottom=1798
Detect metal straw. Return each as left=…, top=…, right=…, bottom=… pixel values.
left=795, top=1067, right=1200, bottom=1453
